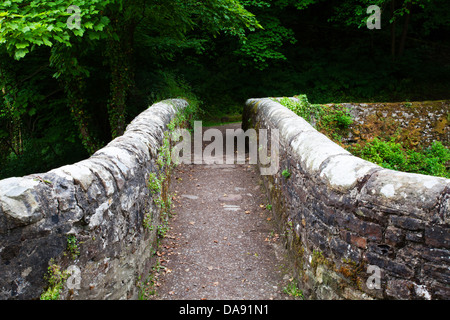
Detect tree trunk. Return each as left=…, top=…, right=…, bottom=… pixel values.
left=398, top=3, right=412, bottom=57
left=105, top=20, right=136, bottom=139
left=390, top=0, right=397, bottom=60
left=66, top=77, right=101, bottom=155
left=51, top=45, right=101, bottom=155
left=0, top=63, right=24, bottom=156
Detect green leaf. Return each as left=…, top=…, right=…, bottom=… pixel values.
left=14, top=48, right=29, bottom=60
left=73, top=29, right=84, bottom=37
left=15, top=42, right=29, bottom=49
left=42, top=37, right=52, bottom=46
left=88, top=32, right=100, bottom=41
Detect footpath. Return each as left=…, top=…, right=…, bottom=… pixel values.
left=147, top=123, right=297, bottom=300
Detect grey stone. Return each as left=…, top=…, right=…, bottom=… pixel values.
left=218, top=194, right=243, bottom=202
left=0, top=177, right=42, bottom=225
left=59, top=164, right=96, bottom=192
left=223, top=205, right=241, bottom=212
left=181, top=195, right=199, bottom=200
left=319, top=154, right=380, bottom=192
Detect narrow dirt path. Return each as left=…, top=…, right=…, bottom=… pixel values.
left=150, top=123, right=296, bottom=300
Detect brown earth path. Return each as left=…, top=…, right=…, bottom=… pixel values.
left=148, top=123, right=297, bottom=300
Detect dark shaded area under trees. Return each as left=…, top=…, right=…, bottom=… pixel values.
left=1, top=0, right=449, bottom=179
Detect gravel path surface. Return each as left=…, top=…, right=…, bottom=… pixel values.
left=150, top=123, right=296, bottom=300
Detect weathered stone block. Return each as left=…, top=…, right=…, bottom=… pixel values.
left=360, top=170, right=449, bottom=219
left=341, top=230, right=367, bottom=249
left=425, top=225, right=450, bottom=249
left=319, top=154, right=380, bottom=192
left=0, top=177, right=42, bottom=226
left=386, top=279, right=414, bottom=299
left=365, top=252, right=414, bottom=278
left=290, top=130, right=350, bottom=174
left=390, top=215, right=426, bottom=231
left=385, top=226, right=405, bottom=247
left=405, top=231, right=424, bottom=243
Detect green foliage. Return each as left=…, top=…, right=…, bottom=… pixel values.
left=0, top=0, right=113, bottom=60
left=237, top=0, right=298, bottom=70
left=66, top=235, right=80, bottom=260
left=349, top=139, right=450, bottom=178
left=236, top=15, right=297, bottom=69
left=350, top=138, right=406, bottom=170
left=278, top=96, right=353, bottom=133
left=1, top=0, right=449, bottom=179
left=142, top=209, right=153, bottom=230
left=283, top=281, right=304, bottom=299
left=147, top=172, right=162, bottom=195
left=137, top=273, right=157, bottom=300
left=149, top=72, right=202, bottom=130
left=328, top=0, right=442, bottom=30
left=0, top=0, right=259, bottom=178
left=0, top=53, right=88, bottom=179
left=282, top=169, right=291, bottom=179
left=144, top=104, right=197, bottom=236
left=320, top=105, right=353, bottom=130
left=40, top=260, right=69, bottom=300
left=278, top=96, right=319, bottom=124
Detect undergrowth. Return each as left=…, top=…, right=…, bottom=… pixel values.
left=348, top=138, right=450, bottom=178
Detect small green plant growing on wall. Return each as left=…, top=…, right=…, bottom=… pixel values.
left=144, top=103, right=198, bottom=235
left=138, top=274, right=157, bottom=300
left=282, top=169, right=291, bottom=179
left=143, top=209, right=153, bottom=230
left=147, top=172, right=162, bottom=195
left=283, top=281, right=304, bottom=299
left=66, top=235, right=80, bottom=260
left=40, top=260, right=70, bottom=300
left=321, top=104, right=353, bottom=129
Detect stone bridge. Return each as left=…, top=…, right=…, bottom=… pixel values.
left=0, top=98, right=448, bottom=300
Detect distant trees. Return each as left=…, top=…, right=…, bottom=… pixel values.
left=318, top=0, right=450, bottom=59
left=0, top=0, right=261, bottom=156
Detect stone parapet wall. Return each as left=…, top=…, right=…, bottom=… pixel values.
left=243, top=98, right=450, bottom=300
left=0, top=99, right=187, bottom=300
left=335, top=101, right=449, bottom=148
